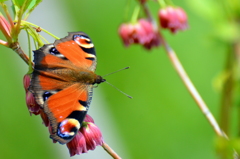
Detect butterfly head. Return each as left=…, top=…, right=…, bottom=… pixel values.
left=95, top=75, right=106, bottom=84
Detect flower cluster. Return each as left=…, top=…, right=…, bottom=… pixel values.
left=118, top=19, right=160, bottom=50
left=118, top=2, right=188, bottom=50
left=158, top=7, right=188, bottom=33
left=23, top=74, right=103, bottom=156
left=67, top=115, right=103, bottom=156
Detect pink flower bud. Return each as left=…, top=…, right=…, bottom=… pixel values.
left=25, top=91, right=40, bottom=115
left=23, top=74, right=31, bottom=92
left=158, top=6, right=188, bottom=33
left=0, top=15, right=11, bottom=40
left=118, top=19, right=160, bottom=50
left=67, top=131, right=87, bottom=156
left=81, top=122, right=103, bottom=150
left=84, top=114, right=95, bottom=123
left=118, top=23, right=134, bottom=46
left=64, top=114, right=103, bottom=156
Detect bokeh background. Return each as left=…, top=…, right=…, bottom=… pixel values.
left=0, top=0, right=228, bottom=159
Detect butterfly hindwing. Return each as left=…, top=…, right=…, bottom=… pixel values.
left=29, top=32, right=104, bottom=144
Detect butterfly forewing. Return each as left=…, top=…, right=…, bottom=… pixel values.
left=54, top=32, right=97, bottom=72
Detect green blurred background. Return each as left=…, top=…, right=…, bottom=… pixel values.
left=0, top=0, right=227, bottom=159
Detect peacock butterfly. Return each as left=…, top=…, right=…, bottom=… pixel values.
left=29, top=32, right=105, bottom=144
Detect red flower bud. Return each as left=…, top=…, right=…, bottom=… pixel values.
left=158, top=7, right=188, bottom=33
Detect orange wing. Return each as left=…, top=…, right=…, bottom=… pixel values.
left=54, top=32, right=97, bottom=71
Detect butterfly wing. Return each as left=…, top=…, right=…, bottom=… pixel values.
left=30, top=32, right=98, bottom=144
left=55, top=32, right=97, bottom=72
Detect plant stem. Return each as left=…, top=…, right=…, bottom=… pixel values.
left=21, top=21, right=59, bottom=40
left=159, top=32, right=226, bottom=138
left=219, top=45, right=234, bottom=136
left=141, top=0, right=226, bottom=138
left=0, top=39, right=8, bottom=46
left=131, top=5, right=140, bottom=23
left=234, top=41, right=240, bottom=136
left=102, top=142, right=121, bottom=159
left=157, top=0, right=166, bottom=8
left=10, top=42, right=31, bottom=65
left=142, top=3, right=153, bottom=22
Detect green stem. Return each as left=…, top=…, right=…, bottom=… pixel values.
left=21, top=21, right=59, bottom=39
left=23, top=24, right=44, bottom=47
left=25, top=28, right=33, bottom=72
left=219, top=45, right=234, bottom=136
left=131, top=5, right=140, bottom=23
left=12, top=0, right=27, bottom=41
left=157, top=0, right=167, bottom=8
left=234, top=41, right=240, bottom=136
left=38, top=34, right=49, bottom=44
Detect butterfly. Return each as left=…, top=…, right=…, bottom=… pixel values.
left=29, top=32, right=105, bottom=144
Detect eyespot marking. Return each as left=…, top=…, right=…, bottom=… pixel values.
left=49, top=47, right=68, bottom=60
left=57, top=118, right=80, bottom=139
left=43, top=91, right=52, bottom=101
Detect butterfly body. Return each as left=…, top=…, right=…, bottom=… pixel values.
left=29, top=32, right=105, bottom=144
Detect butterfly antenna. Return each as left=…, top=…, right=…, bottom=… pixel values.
left=105, top=81, right=133, bottom=99
left=102, top=67, right=130, bottom=77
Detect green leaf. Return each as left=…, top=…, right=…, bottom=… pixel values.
left=12, top=0, right=27, bottom=20
left=11, top=0, right=42, bottom=20
left=12, top=0, right=26, bottom=8
left=27, top=0, right=42, bottom=11
left=11, top=3, right=19, bottom=19
left=12, top=0, right=32, bottom=16
left=24, top=0, right=42, bottom=19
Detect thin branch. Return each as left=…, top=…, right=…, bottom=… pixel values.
left=142, top=3, right=153, bottom=22
left=140, top=0, right=227, bottom=139
left=102, top=142, right=121, bottom=159
left=10, top=42, right=31, bottom=65
left=159, top=32, right=227, bottom=138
